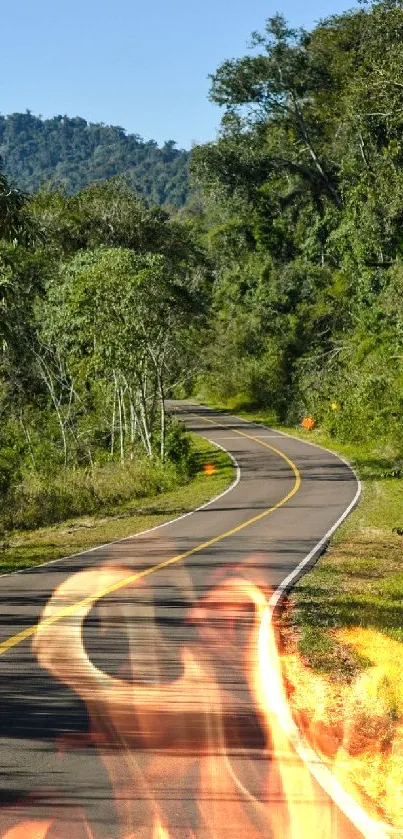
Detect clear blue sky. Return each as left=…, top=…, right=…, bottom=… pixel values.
left=2, top=0, right=356, bottom=149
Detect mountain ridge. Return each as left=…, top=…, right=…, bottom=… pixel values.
left=0, top=111, right=189, bottom=206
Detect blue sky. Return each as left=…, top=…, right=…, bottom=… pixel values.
left=2, top=0, right=356, bottom=149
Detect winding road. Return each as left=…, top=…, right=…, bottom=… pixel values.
left=0, top=404, right=388, bottom=839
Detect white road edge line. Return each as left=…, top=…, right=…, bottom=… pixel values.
left=0, top=437, right=241, bottom=579
left=191, top=404, right=393, bottom=839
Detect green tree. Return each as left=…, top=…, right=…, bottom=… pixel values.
left=41, top=247, right=206, bottom=462
left=190, top=2, right=403, bottom=445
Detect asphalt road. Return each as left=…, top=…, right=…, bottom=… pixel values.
left=0, top=403, right=381, bottom=839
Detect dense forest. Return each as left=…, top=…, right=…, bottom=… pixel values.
left=191, top=1, right=403, bottom=447
left=1, top=0, right=402, bottom=535
left=0, top=112, right=189, bottom=206
left=0, top=173, right=209, bottom=532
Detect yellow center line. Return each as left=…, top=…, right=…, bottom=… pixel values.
left=0, top=416, right=301, bottom=658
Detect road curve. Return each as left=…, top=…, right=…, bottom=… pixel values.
left=0, top=403, right=383, bottom=839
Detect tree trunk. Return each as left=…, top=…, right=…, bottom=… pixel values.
left=137, top=364, right=153, bottom=458
left=19, top=414, right=37, bottom=473
left=291, top=92, right=342, bottom=209
left=157, top=372, right=166, bottom=463
left=111, top=381, right=117, bottom=456
left=117, top=386, right=124, bottom=464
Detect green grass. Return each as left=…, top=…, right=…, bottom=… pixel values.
left=195, top=399, right=403, bottom=681
left=249, top=416, right=403, bottom=678
left=0, top=434, right=233, bottom=574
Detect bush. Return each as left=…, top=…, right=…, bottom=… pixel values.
left=293, top=340, right=403, bottom=450
left=0, top=446, right=21, bottom=496
left=4, top=456, right=183, bottom=531
left=165, top=421, right=192, bottom=470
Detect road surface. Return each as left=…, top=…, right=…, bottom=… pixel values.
left=0, top=403, right=382, bottom=839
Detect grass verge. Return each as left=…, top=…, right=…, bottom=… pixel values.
left=200, top=400, right=403, bottom=828
left=235, top=414, right=403, bottom=661
left=197, top=401, right=403, bottom=668
left=0, top=433, right=233, bottom=575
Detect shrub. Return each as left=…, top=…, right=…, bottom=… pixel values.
left=165, top=421, right=192, bottom=471
left=4, top=456, right=183, bottom=531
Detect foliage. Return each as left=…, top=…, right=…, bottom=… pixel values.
left=4, top=458, right=181, bottom=532
left=190, top=1, right=403, bottom=451
left=0, top=436, right=234, bottom=574
left=0, top=162, right=208, bottom=535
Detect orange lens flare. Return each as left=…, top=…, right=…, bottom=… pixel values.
left=301, top=417, right=316, bottom=430
left=0, top=813, right=94, bottom=839
left=1, top=822, right=52, bottom=839
left=153, top=817, right=171, bottom=838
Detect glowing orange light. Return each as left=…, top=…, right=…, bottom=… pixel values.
left=301, top=416, right=316, bottom=430
left=1, top=822, right=52, bottom=839
left=0, top=812, right=95, bottom=839
left=153, top=816, right=171, bottom=838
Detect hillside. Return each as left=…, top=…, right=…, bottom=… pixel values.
left=0, top=112, right=189, bottom=206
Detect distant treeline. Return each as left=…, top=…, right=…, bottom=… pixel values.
left=0, top=112, right=189, bottom=206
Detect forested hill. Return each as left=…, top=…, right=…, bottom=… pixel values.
left=0, top=112, right=189, bottom=206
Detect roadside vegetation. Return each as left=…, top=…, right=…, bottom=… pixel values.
left=281, top=427, right=403, bottom=829
left=0, top=169, right=212, bottom=557
left=196, top=400, right=403, bottom=664
left=190, top=3, right=403, bottom=461
left=0, top=435, right=233, bottom=574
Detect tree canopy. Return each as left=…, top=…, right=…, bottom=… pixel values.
left=190, top=1, right=403, bottom=443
